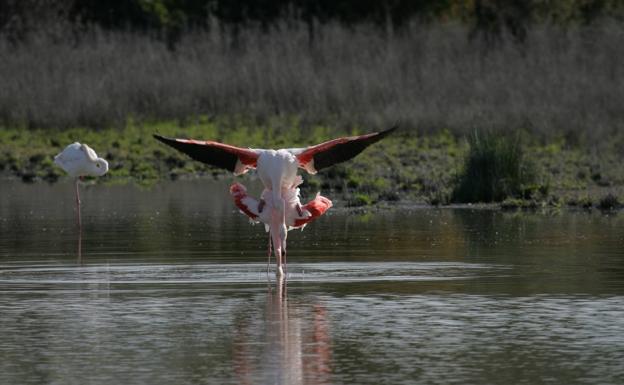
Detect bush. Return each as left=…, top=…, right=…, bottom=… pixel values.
left=598, top=193, right=620, bottom=210
left=348, top=193, right=374, bottom=207
left=452, top=131, right=539, bottom=203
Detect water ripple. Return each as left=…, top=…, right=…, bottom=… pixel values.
left=0, top=262, right=509, bottom=287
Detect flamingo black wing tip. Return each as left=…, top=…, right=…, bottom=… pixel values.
left=366, top=123, right=399, bottom=143
left=380, top=123, right=399, bottom=136
left=153, top=133, right=169, bottom=143
left=153, top=134, right=183, bottom=147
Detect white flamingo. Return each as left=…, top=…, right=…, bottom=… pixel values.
left=154, top=125, right=396, bottom=276
left=54, top=143, right=109, bottom=230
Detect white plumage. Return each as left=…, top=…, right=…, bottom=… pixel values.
left=54, top=142, right=108, bottom=177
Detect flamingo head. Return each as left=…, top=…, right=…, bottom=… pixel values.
left=92, top=158, right=109, bottom=176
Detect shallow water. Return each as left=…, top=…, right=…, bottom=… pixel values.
left=1, top=180, right=623, bottom=384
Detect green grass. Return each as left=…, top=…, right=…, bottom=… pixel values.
left=1, top=119, right=623, bottom=209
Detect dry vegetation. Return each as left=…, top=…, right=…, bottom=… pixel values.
left=1, top=20, right=623, bottom=142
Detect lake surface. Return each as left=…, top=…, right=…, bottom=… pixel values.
left=1, top=180, right=623, bottom=384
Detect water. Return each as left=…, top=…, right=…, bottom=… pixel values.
left=1, top=180, right=623, bottom=384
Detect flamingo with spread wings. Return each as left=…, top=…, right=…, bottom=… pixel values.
left=154, top=125, right=396, bottom=276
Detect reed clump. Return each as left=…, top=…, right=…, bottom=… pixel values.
left=598, top=193, right=620, bottom=210
left=452, top=131, right=541, bottom=203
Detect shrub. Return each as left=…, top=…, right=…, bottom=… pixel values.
left=452, top=131, right=539, bottom=203
left=348, top=193, right=374, bottom=207
left=598, top=193, right=620, bottom=210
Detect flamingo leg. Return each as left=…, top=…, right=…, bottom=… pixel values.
left=282, top=199, right=287, bottom=274
left=271, top=208, right=284, bottom=277
left=275, top=233, right=283, bottom=277
left=75, top=177, right=82, bottom=231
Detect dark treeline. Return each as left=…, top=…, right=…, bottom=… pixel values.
left=2, top=0, right=624, bottom=42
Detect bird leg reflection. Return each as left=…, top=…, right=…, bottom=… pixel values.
left=276, top=273, right=287, bottom=300
left=272, top=277, right=333, bottom=385
left=267, top=235, right=272, bottom=277
left=77, top=221, right=83, bottom=264
left=233, top=278, right=333, bottom=385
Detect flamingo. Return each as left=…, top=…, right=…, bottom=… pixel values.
left=54, top=143, right=109, bottom=230
left=154, top=125, right=396, bottom=276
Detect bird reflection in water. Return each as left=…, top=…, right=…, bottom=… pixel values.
left=77, top=224, right=82, bottom=264
left=233, top=277, right=332, bottom=385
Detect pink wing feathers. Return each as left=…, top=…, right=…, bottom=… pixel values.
left=230, top=183, right=260, bottom=220
left=293, top=194, right=333, bottom=228
left=229, top=182, right=332, bottom=229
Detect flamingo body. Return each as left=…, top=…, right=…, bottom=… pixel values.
left=54, top=142, right=109, bottom=177
left=257, top=149, right=300, bottom=206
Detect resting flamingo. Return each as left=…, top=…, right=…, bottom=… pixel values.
left=154, top=125, right=396, bottom=276
left=54, top=143, right=109, bottom=230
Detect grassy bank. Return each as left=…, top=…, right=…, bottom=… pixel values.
left=1, top=120, right=622, bottom=210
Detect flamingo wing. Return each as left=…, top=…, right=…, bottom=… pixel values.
left=81, top=144, right=99, bottom=162
left=290, top=125, right=397, bottom=174
left=153, top=134, right=261, bottom=175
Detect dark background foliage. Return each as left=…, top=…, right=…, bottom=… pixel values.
left=2, top=0, right=623, bottom=41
